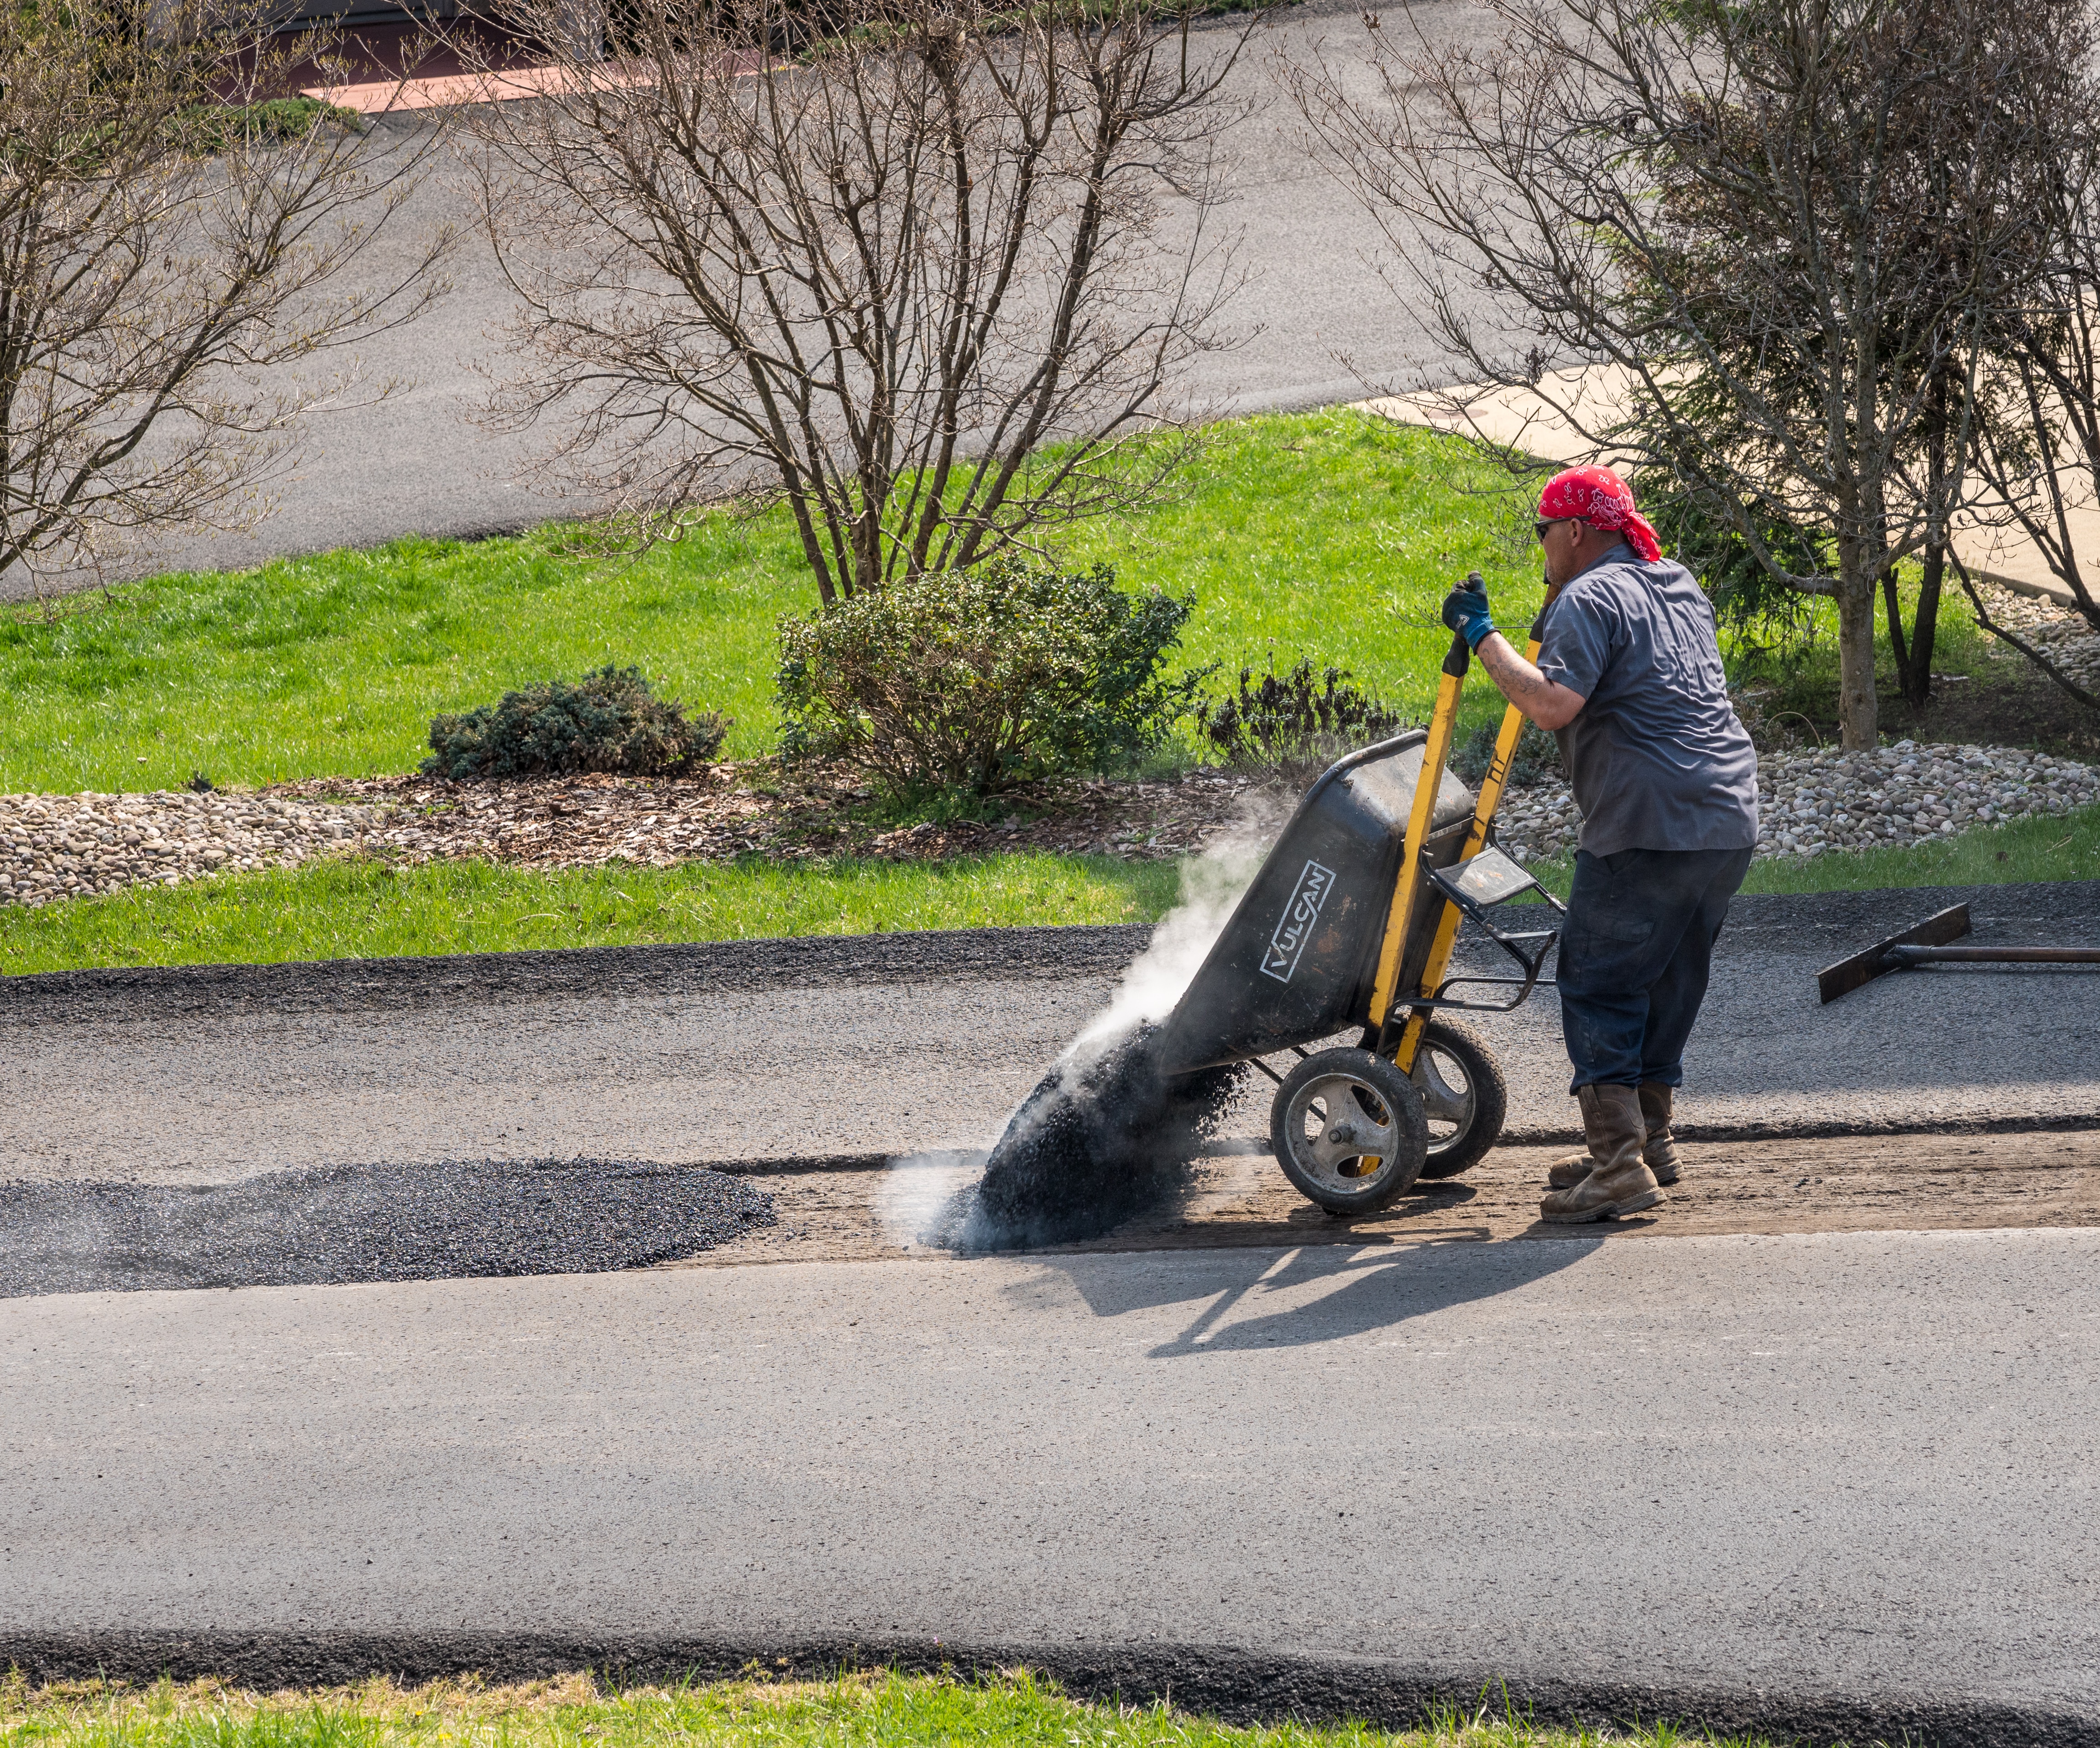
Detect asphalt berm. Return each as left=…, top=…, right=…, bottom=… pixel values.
left=0, top=1160, right=774, bottom=1297
left=0, top=920, right=1154, bottom=1020
left=4, top=1633, right=2090, bottom=1748
left=2, top=876, right=2089, bottom=1020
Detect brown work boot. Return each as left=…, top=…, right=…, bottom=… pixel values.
left=1639, top=1081, right=1680, bottom=1186
left=1542, top=1083, right=1623, bottom=1189
left=1539, top=1084, right=1663, bottom=1223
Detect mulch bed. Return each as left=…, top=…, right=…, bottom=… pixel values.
left=265, top=763, right=1275, bottom=871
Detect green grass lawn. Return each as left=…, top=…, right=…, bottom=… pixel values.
left=0, top=854, right=1180, bottom=976
left=0, top=1668, right=1760, bottom=1748
left=1059, top=412, right=1533, bottom=746
left=0, top=412, right=1528, bottom=797
left=1736, top=800, right=2100, bottom=892
left=6, top=404, right=2096, bottom=971
left=0, top=519, right=807, bottom=795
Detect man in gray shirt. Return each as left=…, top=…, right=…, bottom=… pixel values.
left=1442, top=466, right=1759, bottom=1222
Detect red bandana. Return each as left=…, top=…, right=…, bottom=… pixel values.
left=1537, top=466, right=1662, bottom=563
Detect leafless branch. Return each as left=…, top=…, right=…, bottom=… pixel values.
left=1286, top=0, right=2072, bottom=748
left=1964, top=77, right=2100, bottom=695
left=1953, top=551, right=2100, bottom=710
left=0, top=0, right=456, bottom=601
left=456, top=0, right=1255, bottom=605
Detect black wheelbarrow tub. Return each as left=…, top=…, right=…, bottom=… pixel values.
left=1153, top=730, right=1477, bottom=1076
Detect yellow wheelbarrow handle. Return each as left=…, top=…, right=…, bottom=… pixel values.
left=1372, top=576, right=1562, bottom=1072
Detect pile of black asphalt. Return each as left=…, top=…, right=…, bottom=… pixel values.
left=932, top=1024, right=1248, bottom=1252
left=0, top=1159, right=774, bottom=1298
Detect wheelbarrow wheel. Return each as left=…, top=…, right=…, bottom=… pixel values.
left=1409, top=1017, right=1508, bottom=1180
left=1270, top=1047, right=1430, bottom=1215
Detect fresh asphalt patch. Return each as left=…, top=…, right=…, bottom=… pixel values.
left=0, top=1160, right=774, bottom=1298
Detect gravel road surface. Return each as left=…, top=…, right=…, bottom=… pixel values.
left=5, top=1230, right=2097, bottom=1746
left=688, top=1130, right=2100, bottom=1265
left=15, top=0, right=1470, bottom=599
left=5, top=884, right=2096, bottom=1189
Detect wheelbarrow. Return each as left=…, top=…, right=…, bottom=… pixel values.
left=1149, top=601, right=1564, bottom=1214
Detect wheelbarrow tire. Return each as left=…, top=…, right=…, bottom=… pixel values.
left=1410, top=1017, right=1508, bottom=1180
left=1270, top=1047, right=1430, bottom=1216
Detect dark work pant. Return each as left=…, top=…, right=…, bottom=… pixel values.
left=1556, top=845, right=1753, bottom=1093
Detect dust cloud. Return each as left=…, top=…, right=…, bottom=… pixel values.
left=885, top=793, right=1288, bottom=1251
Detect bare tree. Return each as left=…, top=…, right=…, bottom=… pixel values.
left=457, top=0, right=1254, bottom=607
left=1289, top=0, right=2061, bottom=749
left=0, top=0, right=454, bottom=602
left=1963, top=42, right=2100, bottom=715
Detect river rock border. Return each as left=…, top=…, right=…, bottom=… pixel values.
left=1496, top=739, right=2100, bottom=862
left=1, top=792, right=373, bottom=908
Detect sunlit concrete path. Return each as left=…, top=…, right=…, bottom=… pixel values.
left=1368, top=367, right=2100, bottom=609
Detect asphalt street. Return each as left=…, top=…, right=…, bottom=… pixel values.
left=4, top=883, right=2096, bottom=1186
left=6, top=892, right=2100, bottom=1738
left=5, top=1230, right=2099, bottom=1745
left=17, top=0, right=1475, bottom=600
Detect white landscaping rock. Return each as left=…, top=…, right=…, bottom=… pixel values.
left=1496, top=739, right=2100, bottom=863
left=1980, top=583, right=2100, bottom=687
left=0, top=792, right=376, bottom=909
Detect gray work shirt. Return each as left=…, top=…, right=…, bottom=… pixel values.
left=1533, top=543, right=1760, bottom=857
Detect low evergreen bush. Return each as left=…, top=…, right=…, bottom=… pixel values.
left=423, top=666, right=727, bottom=780
left=1451, top=717, right=1561, bottom=790
left=776, top=559, right=1203, bottom=795
left=1193, top=656, right=1409, bottom=768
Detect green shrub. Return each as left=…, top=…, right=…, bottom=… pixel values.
left=1193, top=655, right=1409, bottom=768
left=423, top=665, right=727, bottom=780
left=775, top=560, right=1203, bottom=795
left=1451, top=717, right=1560, bottom=789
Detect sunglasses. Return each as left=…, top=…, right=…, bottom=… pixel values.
left=1534, top=515, right=1583, bottom=542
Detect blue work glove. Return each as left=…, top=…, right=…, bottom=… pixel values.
left=1440, top=572, right=1496, bottom=649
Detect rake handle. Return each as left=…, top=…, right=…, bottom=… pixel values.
left=1888, top=945, right=2100, bottom=965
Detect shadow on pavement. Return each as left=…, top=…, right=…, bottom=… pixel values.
left=1025, top=1235, right=1596, bottom=1354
